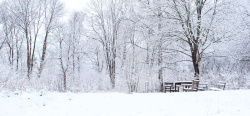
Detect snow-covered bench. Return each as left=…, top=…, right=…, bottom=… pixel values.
left=182, top=79, right=199, bottom=92
left=198, top=83, right=208, bottom=91
left=209, top=82, right=226, bottom=91
left=164, top=82, right=179, bottom=93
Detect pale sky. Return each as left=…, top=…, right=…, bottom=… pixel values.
left=60, top=0, right=90, bottom=12
left=59, top=0, right=90, bottom=21
left=0, top=0, right=90, bottom=11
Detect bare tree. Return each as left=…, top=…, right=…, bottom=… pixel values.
left=38, top=0, right=64, bottom=78
left=1, top=5, right=23, bottom=70
left=4, top=0, right=63, bottom=79
left=4, top=0, right=45, bottom=79
left=88, top=0, right=125, bottom=89
left=69, top=11, right=85, bottom=80
left=55, top=11, right=85, bottom=92
left=56, top=26, right=70, bottom=91
left=0, top=5, right=5, bottom=50
left=169, top=0, right=230, bottom=78
left=137, top=0, right=175, bottom=92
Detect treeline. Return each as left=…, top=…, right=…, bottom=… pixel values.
left=0, top=0, right=249, bottom=92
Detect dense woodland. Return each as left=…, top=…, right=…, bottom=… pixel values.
left=0, top=0, right=249, bottom=92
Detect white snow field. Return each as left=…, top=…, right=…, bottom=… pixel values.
left=0, top=90, right=250, bottom=116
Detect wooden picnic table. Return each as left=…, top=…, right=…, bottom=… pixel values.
left=165, top=80, right=205, bottom=92
left=174, top=81, right=192, bottom=87
left=174, top=81, right=192, bottom=92
left=198, top=83, right=209, bottom=91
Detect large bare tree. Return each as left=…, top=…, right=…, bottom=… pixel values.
left=170, top=0, right=228, bottom=78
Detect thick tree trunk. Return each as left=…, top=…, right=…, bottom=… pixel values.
left=193, top=0, right=203, bottom=78
left=192, top=52, right=200, bottom=78
left=158, top=68, right=163, bottom=92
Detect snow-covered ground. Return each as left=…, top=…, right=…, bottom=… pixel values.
left=0, top=90, right=250, bottom=116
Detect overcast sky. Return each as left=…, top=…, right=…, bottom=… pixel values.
left=58, top=0, right=90, bottom=21
left=60, top=0, right=90, bottom=12
left=0, top=0, right=90, bottom=11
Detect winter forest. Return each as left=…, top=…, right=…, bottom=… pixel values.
left=0, top=0, right=249, bottom=93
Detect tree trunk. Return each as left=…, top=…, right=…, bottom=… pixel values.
left=193, top=0, right=203, bottom=78
left=158, top=44, right=163, bottom=92
left=63, top=71, right=67, bottom=92
left=25, top=27, right=31, bottom=80
left=38, top=30, right=49, bottom=78
left=192, top=51, right=200, bottom=78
